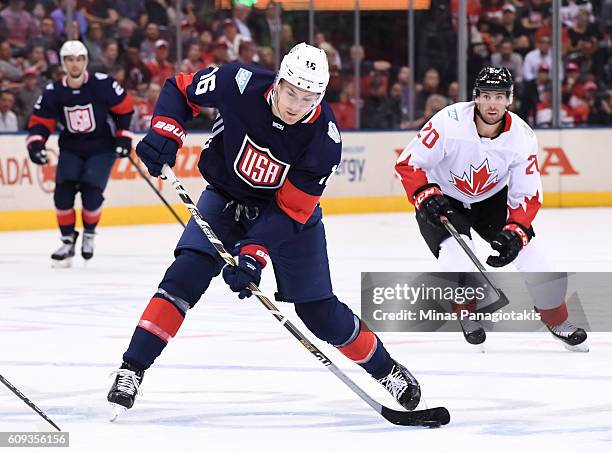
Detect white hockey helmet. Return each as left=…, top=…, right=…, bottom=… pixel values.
left=275, top=42, right=330, bottom=107
left=60, top=40, right=89, bottom=73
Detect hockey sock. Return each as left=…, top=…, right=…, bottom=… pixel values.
left=123, top=250, right=221, bottom=369
left=80, top=184, right=104, bottom=232
left=295, top=298, right=393, bottom=379
left=54, top=182, right=78, bottom=236
left=536, top=302, right=568, bottom=327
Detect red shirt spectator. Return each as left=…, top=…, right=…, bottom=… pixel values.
left=146, top=40, right=174, bottom=85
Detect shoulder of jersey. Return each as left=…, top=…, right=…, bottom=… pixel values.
left=223, top=62, right=275, bottom=96
left=508, top=110, right=536, bottom=140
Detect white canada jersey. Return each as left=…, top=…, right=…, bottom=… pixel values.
left=395, top=102, right=543, bottom=228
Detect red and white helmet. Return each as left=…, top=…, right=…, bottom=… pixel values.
left=275, top=42, right=330, bottom=107
left=60, top=40, right=89, bottom=73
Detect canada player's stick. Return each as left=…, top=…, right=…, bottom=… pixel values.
left=128, top=154, right=186, bottom=227
left=161, top=164, right=449, bottom=427
left=440, top=215, right=509, bottom=313
left=0, top=373, right=61, bottom=431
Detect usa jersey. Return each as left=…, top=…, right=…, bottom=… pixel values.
left=27, top=72, right=134, bottom=155
left=396, top=102, right=542, bottom=229
left=151, top=63, right=342, bottom=246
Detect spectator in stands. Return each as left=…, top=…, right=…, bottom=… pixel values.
left=115, top=0, right=147, bottom=27
left=0, top=0, right=39, bottom=50
left=140, top=22, right=161, bottom=62
left=568, top=9, right=600, bottom=52
left=51, top=0, right=87, bottom=39
left=131, top=82, right=161, bottom=132
left=231, top=0, right=254, bottom=40
left=330, top=80, right=357, bottom=130
left=219, top=19, right=247, bottom=62
left=280, top=23, right=295, bottom=54
left=562, top=61, right=582, bottom=103
left=90, top=39, right=120, bottom=74
left=181, top=43, right=207, bottom=73
left=491, top=38, right=524, bottom=82
left=535, top=82, right=575, bottom=127
left=124, top=45, right=152, bottom=91
left=257, top=46, right=275, bottom=71
left=146, top=39, right=174, bottom=85
left=14, top=68, right=41, bottom=129
left=447, top=81, right=460, bottom=104
left=395, top=65, right=412, bottom=119
left=362, top=78, right=401, bottom=129
left=117, top=18, right=139, bottom=57
left=523, top=34, right=554, bottom=81
left=493, top=4, right=531, bottom=55
left=587, top=88, right=612, bottom=125
left=520, top=63, right=550, bottom=123
left=0, top=90, right=18, bottom=132
left=197, top=30, right=215, bottom=68
left=24, top=45, right=48, bottom=77
left=575, top=39, right=605, bottom=80
left=211, top=39, right=231, bottom=67
left=144, top=0, right=170, bottom=27
left=237, top=39, right=257, bottom=65
left=81, top=0, right=119, bottom=31
left=414, top=67, right=442, bottom=119
left=520, top=0, right=549, bottom=33
left=83, top=21, right=105, bottom=66
left=250, top=0, right=281, bottom=48
left=315, top=32, right=342, bottom=70
left=0, top=41, right=22, bottom=82
left=561, top=0, right=594, bottom=28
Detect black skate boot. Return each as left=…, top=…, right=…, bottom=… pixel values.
left=108, top=362, right=145, bottom=421
left=51, top=231, right=79, bottom=268
left=459, top=318, right=486, bottom=346
left=81, top=232, right=95, bottom=260
left=546, top=320, right=589, bottom=352
left=376, top=360, right=421, bottom=411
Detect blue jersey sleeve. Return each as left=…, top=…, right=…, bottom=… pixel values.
left=153, top=65, right=236, bottom=128
left=27, top=85, right=58, bottom=142
left=243, top=118, right=342, bottom=248
left=101, top=74, right=134, bottom=132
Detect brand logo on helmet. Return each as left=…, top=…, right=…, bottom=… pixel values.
left=450, top=159, right=499, bottom=197
left=234, top=135, right=290, bottom=189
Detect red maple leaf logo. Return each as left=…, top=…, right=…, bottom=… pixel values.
left=450, top=159, right=498, bottom=197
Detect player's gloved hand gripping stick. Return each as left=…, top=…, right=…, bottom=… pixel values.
left=161, top=164, right=450, bottom=428
left=440, top=215, right=510, bottom=313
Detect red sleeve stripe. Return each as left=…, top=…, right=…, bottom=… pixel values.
left=138, top=297, right=185, bottom=343
left=174, top=73, right=201, bottom=117
left=275, top=179, right=321, bottom=224
left=395, top=154, right=429, bottom=204
left=507, top=191, right=542, bottom=229
left=110, top=93, right=134, bottom=115
left=27, top=114, right=56, bottom=133
left=240, top=244, right=270, bottom=268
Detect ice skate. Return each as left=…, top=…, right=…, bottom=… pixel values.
left=81, top=232, right=95, bottom=260
left=51, top=231, right=79, bottom=268
left=376, top=360, right=421, bottom=411
left=546, top=320, right=589, bottom=352
left=107, top=362, right=144, bottom=421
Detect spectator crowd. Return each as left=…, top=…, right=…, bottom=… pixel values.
left=0, top=0, right=610, bottom=133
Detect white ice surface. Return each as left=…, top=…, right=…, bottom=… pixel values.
left=1, top=208, right=611, bottom=452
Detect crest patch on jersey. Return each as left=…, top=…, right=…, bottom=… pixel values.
left=234, top=135, right=290, bottom=189
left=63, top=104, right=96, bottom=133
left=327, top=121, right=341, bottom=143
left=449, top=159, right=498, bottom=197
left=235, top=68, right=253, bottom=94
left=447, top=108, right=458, bottom=121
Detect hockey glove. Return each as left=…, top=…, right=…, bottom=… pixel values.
left=222, top=245, right=269, bottom=299
left=26, top=138, right=48, bottom=165
left=414, top=184, right=453, bottom=227
left=486, top=224, right=529, bottom=267
left=114, top=132, right=133, bottom=158
left=136, top=116, right=186, bottom=177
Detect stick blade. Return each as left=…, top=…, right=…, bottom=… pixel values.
left=380, top=406, right=450, bottom=427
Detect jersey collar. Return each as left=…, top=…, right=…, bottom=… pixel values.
left=62, top=71, right=89, bottom=88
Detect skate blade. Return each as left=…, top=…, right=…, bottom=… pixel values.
left=51, top=258, right=73, bottom=269
left=109, top=404, right=128, bottom=422
left=563, top=342, right=589, bottom=353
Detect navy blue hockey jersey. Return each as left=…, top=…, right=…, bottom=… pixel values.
left=27, top=72, right=134, bottom=155
left=151, top=63, right=342, bottom=247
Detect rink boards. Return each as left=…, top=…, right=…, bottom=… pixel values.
left=1, top=128, right=611, bottom=230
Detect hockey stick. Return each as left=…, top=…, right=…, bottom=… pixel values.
left=440, top=215, right=509, bottom=313
left=161, top=164, right=449, bottom=427
left=0, top=373, right=61, bottom=431
left=128, top=154, right=186, bottom=227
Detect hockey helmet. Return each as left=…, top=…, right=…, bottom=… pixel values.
left=473, top=66, right=514, bottom=104
left=60, top=40, right=89, bottom=73
left=275, top=42, right=330, bottom=107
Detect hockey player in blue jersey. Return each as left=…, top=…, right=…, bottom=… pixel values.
left=26, top=41, right=134, bottom=267
left=107, top=43, right=421, bottom=420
